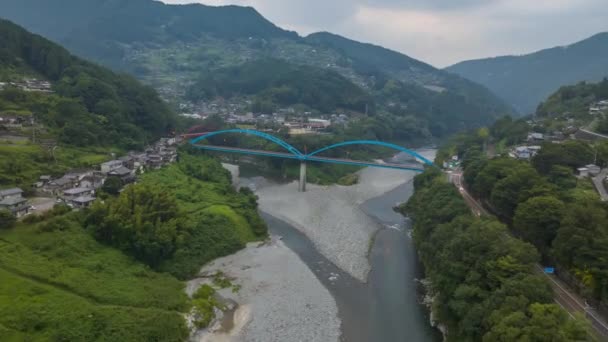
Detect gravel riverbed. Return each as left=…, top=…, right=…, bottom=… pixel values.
left=189, top=238, right=341, bottom=342
left=191, top=150, right=435, bottom=341
left=255, top=151, right=435, bottom=281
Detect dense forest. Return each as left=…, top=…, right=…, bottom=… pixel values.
left=447, top=32, right=608, bottom=114
left=401, top=168, right=588, bottom=341
left=0, top=149, right=267, bottom=340
left=435, top=118, right=608, bottom=318
left=186, top=59, right=374, bottom=114
left=0, top=19, right=175, bottom=149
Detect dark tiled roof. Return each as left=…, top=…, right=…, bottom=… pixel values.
left=0, top=188, right=23, bottom=197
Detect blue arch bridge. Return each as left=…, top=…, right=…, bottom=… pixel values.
left=189, top=129, right=435, bottom=192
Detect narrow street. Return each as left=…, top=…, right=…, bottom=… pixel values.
left=450, top=170, right=608, bottom=340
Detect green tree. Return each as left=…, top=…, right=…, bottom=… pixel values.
left=86, top=184, right=182, bottom=267
left=513, top=196, right=565, bottom=253
left=101, top=176, right=123, bottom=195
left=0, top=209, right=16, bottom=229
left=552, top=201, right=608, bottom=301
left=484, top=303, right=588, bottom=342
left=489, top=165, right=550, bottom=217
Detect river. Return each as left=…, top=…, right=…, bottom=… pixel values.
left=238, top=152, right=440, bottom=342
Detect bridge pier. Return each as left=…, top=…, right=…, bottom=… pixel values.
left=299, top=161, right=307, bottom=192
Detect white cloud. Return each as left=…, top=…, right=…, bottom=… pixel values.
left=161, top=0, right=608, bottom=67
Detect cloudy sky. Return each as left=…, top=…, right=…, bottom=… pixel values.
left=162, top=0, right=608, bottom=67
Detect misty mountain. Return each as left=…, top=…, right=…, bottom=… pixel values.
left=0, top=0, right=514, bottom=137
left=447, top=32, right=608, bottom=114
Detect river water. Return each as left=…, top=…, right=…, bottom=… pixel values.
left=238, top=154, right=440, bottom=342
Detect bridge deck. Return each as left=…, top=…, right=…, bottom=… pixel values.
left=194, top=145, right=425, bottom=171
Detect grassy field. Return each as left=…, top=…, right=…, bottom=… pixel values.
left=0, top=143, right=117, bottom=191
left=0, top=216, right=190, bottom=341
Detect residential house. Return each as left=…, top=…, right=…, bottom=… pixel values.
left=586, top=164, right=601, bottom=176
left=527, top=133, right=544, bottom=142
left=514, top=146, right=531, bottom=160
left=100, top=160, right=124, bottom=174
left=63, top=187, right=94, bottom=201
left=108, top=166, right=135, bottom=183
left=43, top=176, right=78, bottom=196
left=147, top=154, right=163, bottom=169
left=79, top=173, right=105, bottom=190
left=0, top=196, right=29, bottom=217
left=0, top=187, right=24, bottom=201
left=160, top=147, right=178, bottom=164
left=119, top=155, right=135, bottom=170
left=578, top=167, right=590, bottom=177
left=70, top=196, right=96, bottom=209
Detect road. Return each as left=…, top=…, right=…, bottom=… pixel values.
left=592, top=169, right=608, bottom=201
left=450, top=170, right=608, bottom=340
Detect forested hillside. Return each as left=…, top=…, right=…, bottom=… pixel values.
left=0, top=0, right=296, bottom=70
left=447, top=32, right=608, bottom=114
left=401, top=168, right=588, bottom=340
left=0, top=18, right=174, bottom=149
left=0, top=0, right=513, bottom=139
left=0, top=149, right=268, bottom=340
left=430, top=119, right=608, bottom=336
left=187, top=59, right=373, bottom=114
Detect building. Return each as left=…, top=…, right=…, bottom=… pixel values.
left=586, top=164, right=601, bottom=176
left=70, top=196, right=96, bottom=209
left=147, top=154, right=163, bottom=169
left=527, top=133, right=544, bottom=142
left=578, top=167, right=589, bottom=177
left=43, top=176, right=79, bottom=196
left=308, top=118, right=331, bottom=128
left=0, top=196, right=29, bottom=218
left=0, top=188, right=24, bottom=201
left=79, top=173, right=105, bottom=190
left=100, top=160, right=124, bottom=174
left=514, top=146, right=532, bottom=160
left=108, top=166, right=135, bottom=183
left=63, top=188, right=94, bottom=201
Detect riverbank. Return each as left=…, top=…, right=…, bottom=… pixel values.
left=187, top=237, right=341, bottom=342
left=190, top=151, right=436, bottom=341
left=255, top=150, right=436, bottom=281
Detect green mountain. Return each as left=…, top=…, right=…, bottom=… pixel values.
left=535, top=78, right=608, bottom=134
left=0, top=0, right=296, bottom=70
left=187, top=59, right=374, bottom=113
left=0, top=18, right=175, bottom=149
left=447, top=32, right=608, bottom=114
left=0, top=0, right=513, bottom=138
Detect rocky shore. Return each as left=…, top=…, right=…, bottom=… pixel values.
left=188, top=238, right=340, bottom=342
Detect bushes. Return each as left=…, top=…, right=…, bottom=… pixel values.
left=191, top=284, right=225, bottom=329
left=0, top=209, right=15, bottom=229
left=86, top=151, right=267, bottom=279
left=401, top=171, right=587, bottom=340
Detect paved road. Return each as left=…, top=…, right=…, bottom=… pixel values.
left=449, top=170, right=608, bottom=340
left=592, top=169, right=608, bottom=202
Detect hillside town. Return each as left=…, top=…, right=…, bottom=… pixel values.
left=0, top=137, right=179, bottom=218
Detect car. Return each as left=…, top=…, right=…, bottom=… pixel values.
left=29, top=205, right=37, bottom=210
left=459, top=186, right=464, bottom=192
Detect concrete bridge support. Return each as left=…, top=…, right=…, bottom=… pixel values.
left=299, top=161, right=307, bottom=192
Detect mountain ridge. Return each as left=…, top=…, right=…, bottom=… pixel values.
left=0, top=0, right=514, bottom=137
left=446, top=32, right=608, bottom=114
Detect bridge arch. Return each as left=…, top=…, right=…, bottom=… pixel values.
left=307, top=140, right=434, bottom=165
left=190, top=129, right=304, bottom=156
